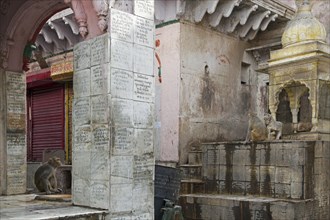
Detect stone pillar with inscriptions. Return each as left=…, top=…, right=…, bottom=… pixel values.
left=72, top=1, right=155, bottom=218
left=0, top=71, right=27, bottom=195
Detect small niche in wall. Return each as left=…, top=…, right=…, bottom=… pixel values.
left=241, top=62, right=251, bottom=85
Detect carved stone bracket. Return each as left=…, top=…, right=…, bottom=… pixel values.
left=64, top=0, right=88, bottom=38
left=92, top=0, right=109, bottom=32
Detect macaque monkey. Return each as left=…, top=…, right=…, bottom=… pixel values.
left=245, top=112, right=268, bottom=142
left=264, top=113, right=283, bottom=140
left=34, top=157, right=62, bottom=194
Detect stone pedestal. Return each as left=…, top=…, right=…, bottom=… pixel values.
left=0, top=70, right=27, bottom=195
left=72, top=4, right=155, bottom=219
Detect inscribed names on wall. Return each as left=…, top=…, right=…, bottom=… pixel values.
left=134, top=0, right=154, bottom=20
left=110, top=9, right=134, bottom=43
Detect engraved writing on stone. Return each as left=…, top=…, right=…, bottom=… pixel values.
left=73, top=98, right=90, bottom=125
left=113, top=127, right=134, bottom=155
left=134, top=16, right=154, bottom=47
left=112, top=99, right=133, bottom=126
left=6, top=72, right=25, bottom=93
left=74, top=69, right=91, bottom=97
left=134, top=155, right=153, bottom=181
left=91, top=65, right=107, bottom=95
left=111, top=40, right=133, bottom=71
left=111, top=9, right=134, bottom=43
left=92, top=125, right=109, bottom=151
left=134, top=0, right=154, bottom=20
left=134, top=129, right=153, bottom=154
left=134, top=44, right=153, bottom=75
left=7, top=133, right=25, bottom=155
left=90, top=181, right=109, bottom=209
left=91, top=34, right=109, bottom=66
left=111, top=156, right=133, bottom=184
left=74, top=42, right=91, bottom=71
left=111, top=68, right=133, bottom=99
left=7, top=113, right=25, bottom=131
left=134, top=73, right=154, bottom=102
left=74, top=125, right=92, bottom=151
left=91, top=95, right=108, bottom=123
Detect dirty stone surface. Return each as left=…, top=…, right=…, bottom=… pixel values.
left=0, top=194, right=107, bottom=220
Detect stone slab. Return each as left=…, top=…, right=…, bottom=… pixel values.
left=111, top=156, right=133, bottom=184
left=73, top=97, right=90, bottom=125
left=92, top=124, right=110, bottom=151
left=111, top=98, right=134, bottom=127
left=110, top=183, right=133, bottom=213
left=91, top=64, right=109, bottom=95
left=91, top=34, right=110, bottom=66
left=91, top=95, right=108, bottom=124
left=133, top=44, right=154, bottom=75
left=133, top=101, right=153, bottom=128
left=110, top=68, right=134, bottom=99
left=134, top=129, right=153, bottom=155
left=90, top=181, right=110, bottom=209
left=134, top=16, right=154, bottom=47
left=74, top=41, right=91, bottom=71
left=112, top=127, right=134, bottom=156
left=74, top=69, right=91, bottom=97
left=111, top=39, right=133, bottom=71
left=110, top=9, right=134, bottom=43
left=133, top=73, right=154, bottom=103
left=134, top=0, right=154, bottom=20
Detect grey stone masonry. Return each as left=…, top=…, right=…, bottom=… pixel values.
left=72, top=1, right=155, bottom=219
left=0, top=71, right=26, bottom=195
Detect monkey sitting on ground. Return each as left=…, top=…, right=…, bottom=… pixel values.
left=245, top=112, right=268, bottom=142
left=34, top=157, right=62, bottom=194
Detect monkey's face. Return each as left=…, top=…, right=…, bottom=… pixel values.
left=49, top=157, right=62, bottom=168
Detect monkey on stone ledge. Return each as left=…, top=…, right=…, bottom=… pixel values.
left=34, top=157, right=62, bottom=194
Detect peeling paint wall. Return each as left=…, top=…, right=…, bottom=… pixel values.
left=154, top=23, right=181, bottom=164
left=179, top=22, right=258, bottom=164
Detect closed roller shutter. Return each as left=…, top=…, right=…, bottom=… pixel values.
left=27, top=84, right=64, bottom=162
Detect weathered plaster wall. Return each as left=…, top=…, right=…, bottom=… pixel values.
left=179, top=22, right=257, bottom=164
left=154, top=23, right=180, bottom=164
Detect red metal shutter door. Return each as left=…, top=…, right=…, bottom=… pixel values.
left=29, top=84, right=65, bottom=162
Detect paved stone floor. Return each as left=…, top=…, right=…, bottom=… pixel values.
left=0, top=194, right=106, bottom=220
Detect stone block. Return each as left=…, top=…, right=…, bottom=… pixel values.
left=290, top=165, right=303, bottom=183
left=110, top=68, right=134, bottom=99
left=246, top=181, right=260, bottom=195
left=91, top=64, right=109, bottom=95
left=245, top=145, right=261, bottom=166
left=74, top=41, right=91, bottom=71
left=274, top=183, right=290, bottom=198
left=133, top=154, right=154, bottom=182
left=232, top=181, right=246, bottom=194
left=134, top=16, right=154, bottom=47
left=232, top=149, right=248, bottom=165
left=275, top=147, right=291, bottom=166
left=133, top=101, right=153, bottom=128
left=91, top=95, right=108, bottom=124
left=73, top=97, right=91, bottom=125
left=74, top=125, right=92, bottom=151
left=133, top=44, right=154, bottom=76
left=290, top=147, right=305, bottom=166
left=291, top=182, right=303, bottom=199
left=275, top=167, right=291, bottom=184
left=245, top=166, right=260, bottom=183
left=134, top=129, right=153, bottom=155
left=259, top=144, right=276, bottom=165
left=133, top=73, right=154, bottom=103
left=90, top=181, right=110, bottom=209
left=110, top=9, right=134, bottom=43
left=259, top=166, right=275, bottom=183
left=112, top=127, right=134, bottom=156
left=133, top=182, right=154, bottom=214
left=90, top=150, right=110, bottom=181
left=232, top=165, right=246, bottom=181
left=73, top=69, right=91, bottom=98
left=72, top=178, right=91, bottom=206
left=219, top=149, right=231, bottom=165
left=111, top=156, right=133, bottom=184
left=72, top=150, right=91, bottom=178
left=205, top=148, right=220, bottom=165
left=111, top=39, right=133, bottom=71
left=110, top=183, right=133, bottom=213
left=134, top=0, right=154, bottom=20
left=111, top=98, right=133, bottom=127
left=91, top=34, right=110, bottom=66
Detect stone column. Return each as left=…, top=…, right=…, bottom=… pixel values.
left=0, top=70, right=27, bottom=195
left=72, top=1, right=155, bottom=218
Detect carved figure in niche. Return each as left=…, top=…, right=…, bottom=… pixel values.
left=245, top=112, right=268, bottom=142
left=264, top=113, right=282, bottom=140
left=34, top=157, right=62, bottom=194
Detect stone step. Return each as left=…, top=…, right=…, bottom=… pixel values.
left=179, top=194, right=314, bottom=220
left=188, top=150, right=203, bottom=165
left=181, top=179, right=205, bottom=194
left=180, top=164, right=202, bottom=179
